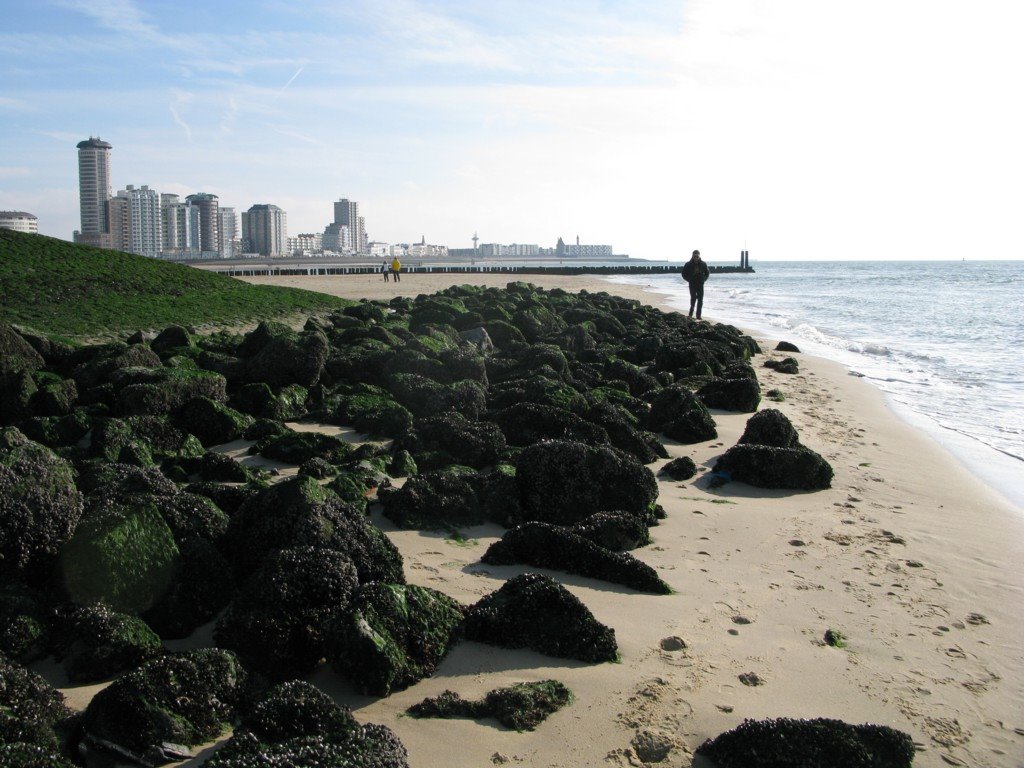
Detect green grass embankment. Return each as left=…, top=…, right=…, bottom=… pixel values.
left=0, top=230, right=352, bottom=338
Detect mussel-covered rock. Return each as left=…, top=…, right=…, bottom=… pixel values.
left=464, top=573, right=618, bottom=663
left=378, top=470, right=484, bottom=529
left=226, top=476, right=404, bottom=584
left=52, top=603, right=163, bottom=684
left=645, top=386, right=717, bottom=443
left=215, top=546, right=358, bottom=679
left=0, top=430, right=83, bottom=582
left=697, top=376, right=761, bottom=413
left=408, top=680, right=572, bottom=731
left=764, top=356, right=799, bottom=374
left=737, top=408, right=801, bottom=449
left=77, top=649, right=247, bottom=761
left=714, top=444, right=833, bottom=490
left=483, top=522, right=669, bottom=593
left=660, top=455, right=697, bottom=481
left=515, top=440, right=658, bottom=526
left=695, top=717, right=915, bottom=768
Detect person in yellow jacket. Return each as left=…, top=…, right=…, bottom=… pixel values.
left=390, top=257, right=402, bottom=282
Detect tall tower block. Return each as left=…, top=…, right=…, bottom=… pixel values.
left=75, top=137, right=113, bottom=247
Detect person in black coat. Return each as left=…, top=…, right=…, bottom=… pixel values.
left=681, top=249, right=710, bottom=319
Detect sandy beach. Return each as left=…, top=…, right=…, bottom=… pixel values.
left=230, top=271, right=1024, bottom=767
left=50, top=271, right=1024, bottom=767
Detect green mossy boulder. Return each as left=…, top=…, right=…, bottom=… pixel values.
left=327, top=583, right=463, bottom=696
left=173, top=396, right=253, bottom=447
left=378, top=471, right=484, bottom=530
left=0, top=323, right=46, bottom=375
left=254, top=429, right=353, bottom=465
left=60, top=502, right=179, bottom=613
left=116, top=367, right=228, bottom=417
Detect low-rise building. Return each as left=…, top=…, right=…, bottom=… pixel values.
left=0, top=211, right=38, bottom=233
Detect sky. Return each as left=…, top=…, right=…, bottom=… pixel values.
left=1, top=0, right=1023, bottom=261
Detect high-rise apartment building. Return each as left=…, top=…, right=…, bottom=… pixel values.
left=185, top=193, right=220, bottom=256
left=74, top=137, right=113, bottom=248
left=329, top=198, right=365, bottom=254
left=241, top=204, right=287, bottom=256
left=159, top=193, right=203, bottom=258
left=219, top=207, right=238, bottom=259
left=111, top=185, right=162, bottom=258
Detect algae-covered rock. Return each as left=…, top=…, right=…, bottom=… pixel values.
left=116, top=368, right=228, bottom=416
left=465, top=573, right=617, bottom=663
left=78, top=648, right=247, bottom=758
left=254, top=430, right=353, bottom=465
left=90, top=415, right=204, bottom=464
left=59, top=502, right=179, bottom=613
left=327, top=583, right=463, bottom=696
left=321, top=388, right=413, bottom=438
left=0, top=323, right=46, bottom=375
left=714, top=444, right=833, bottom=490
left=482, top=522, right=670, bottom=594
left=0, top=744, right=75, bottom=767
left=585, top=401, right=667, bottom=463
left=232, top=382, right=308, bottom=420
left=764, top=356, right=799, bottom=374
left=695, top=717, right=915, bottom=768
left=515, top=440, right=658, bottom=526
left=215, top=546, right=358, bottom=679
left=53, top=603, right=163, bottom=684
left=173, top=396, right=253, bottom=447
left=408, top=680, right=572, bottom=731
left=150, top=325, right=192, bottom=356
left=246, top=329, right=328, bottom=389
left=0, top=431, right=83, bottom=582
left=226, top=476, right=404, bottom=584
left=233, top=680, right=357, bottom=744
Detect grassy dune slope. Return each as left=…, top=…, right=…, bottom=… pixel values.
left=0, top=230, right=351, bottom=337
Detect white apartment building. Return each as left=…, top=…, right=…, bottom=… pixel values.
left=113, top=185, right=162, bottom=258
left=0, top=211, right=38, bottom=233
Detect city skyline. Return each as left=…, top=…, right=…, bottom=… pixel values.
left=2, top=2, right=1023, bottom=260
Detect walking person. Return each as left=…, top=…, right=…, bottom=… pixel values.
left=381, top=260, right=389, bottom=282
left=682, top=249, right=710, bottom=319
left=391, top=256, right=402, bottom=282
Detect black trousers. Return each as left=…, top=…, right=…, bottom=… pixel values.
left=688, top=282, right=704, bottom=318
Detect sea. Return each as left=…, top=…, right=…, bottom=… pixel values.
left=605, top=261, right=1024, bottom=512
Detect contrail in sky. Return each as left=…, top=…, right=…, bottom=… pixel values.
left=278, top=67, right=305, bottom=98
